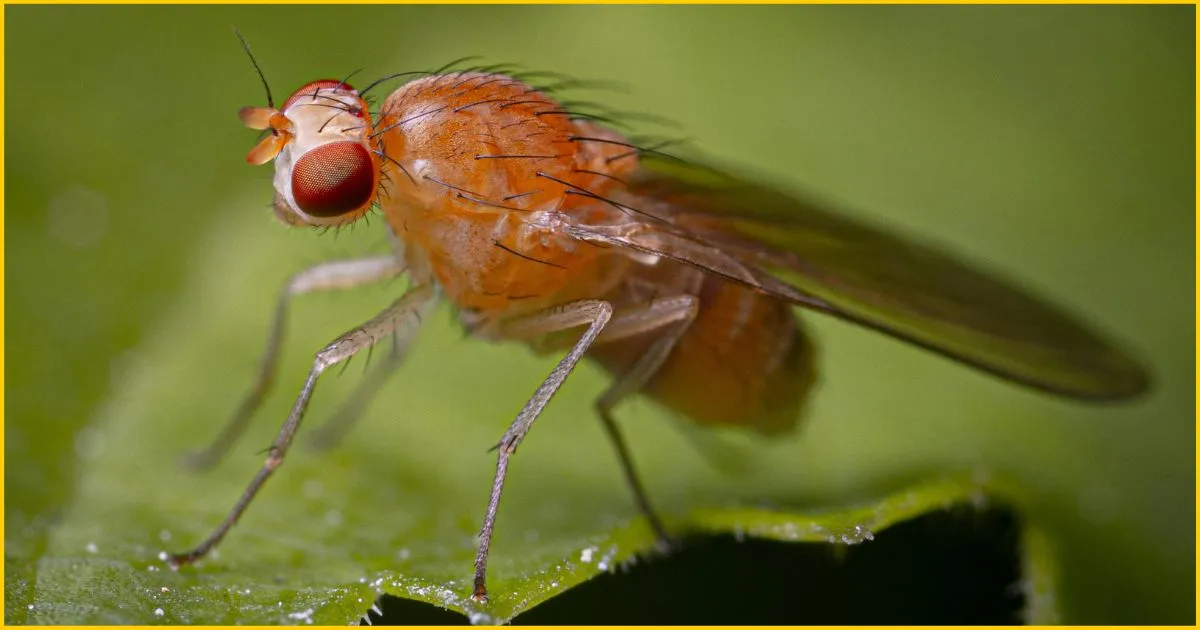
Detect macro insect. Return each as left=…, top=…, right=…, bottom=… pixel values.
left=168, top=39, right=1148, bottom=602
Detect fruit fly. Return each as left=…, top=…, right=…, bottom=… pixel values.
left=169, top=36, right=1148, bottom=602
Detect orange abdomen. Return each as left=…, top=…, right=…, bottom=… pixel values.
left=591, top=273, right=819, bottom=435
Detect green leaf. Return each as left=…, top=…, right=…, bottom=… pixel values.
left=7, top=209, right=1053, bottom=624
left=6, top=5, right=1191, bottom=625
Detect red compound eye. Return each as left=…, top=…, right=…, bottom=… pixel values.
left=281, top=79, right=363, bottom=116
left=291, top=142, right=375, bottom=218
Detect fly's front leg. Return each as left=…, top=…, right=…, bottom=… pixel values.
left=169, top=284, right=435, bottom=567
left=182, top=255, right=404, bottom=471
left=472, top=300, right=614, bottom=601
left=305, top=328, right=414, bottom=453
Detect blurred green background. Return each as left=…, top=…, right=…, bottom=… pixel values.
left=5, top=5, right=1194, bottom=624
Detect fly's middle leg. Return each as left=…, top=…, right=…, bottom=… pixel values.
left=472, top=299, right=615, bottom=601
left=470, top=295, right=699, bottom=601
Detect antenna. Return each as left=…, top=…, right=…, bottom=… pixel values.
left=233, top=27, right=274, bottom=108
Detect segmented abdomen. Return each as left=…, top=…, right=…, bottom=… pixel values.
left=589, top=263, right=818, bottom=434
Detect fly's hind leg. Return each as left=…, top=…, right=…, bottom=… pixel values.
left=593, top=295, right=699, bottom=549
left=182, top=255, right=404, bottom=471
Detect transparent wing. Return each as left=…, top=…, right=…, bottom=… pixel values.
left=567, top=155, right=1148, bottom=400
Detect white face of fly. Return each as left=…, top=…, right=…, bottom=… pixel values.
left=269, top=86, right=377, bottom=227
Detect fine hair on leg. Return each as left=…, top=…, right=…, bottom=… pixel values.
left=183, top=255, right=404, bottom=471
left=470, top=295, right=698, bottom=601
left=170, top=284, right=434, bottom=567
